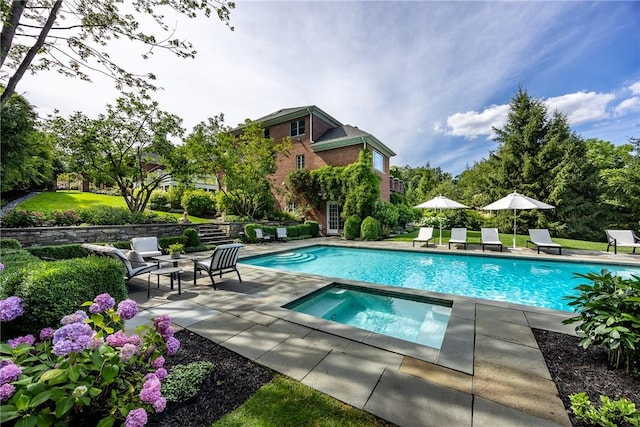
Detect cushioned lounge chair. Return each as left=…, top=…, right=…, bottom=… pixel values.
left=481, top=228, right=503, bottom=252
left=255, top=228, right=271, bottom=243
left=193, top=243, right=244, bottom=289
left=131, top=237, right=162, bottom=259
left=413, top=227, right=434, bottom=247
left=527, top=229, right=562, bottom=255
left=448, top=228, right=467, bottom=249
left=605, top=230, right=640, bottom=254
left=82, top=243, right=159, bottom=282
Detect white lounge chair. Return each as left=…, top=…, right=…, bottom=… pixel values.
left=131, top=237, right=163, bottom=259
left=413, top=227, right=434, bottom=247
left=527, top=229, right=562, bottom=255
left=448, top=228, right=467, bottom=249
left=276, top=227, right=288, bottom=241
left=255, top=228, right=272, bottom=243
left=605, top=230, right=640, bottom=254
left=82, top=243, right=159, bottom=282
left=193, top=243, right=244, bottom=289
left=481, top=228, right=503, bottom=252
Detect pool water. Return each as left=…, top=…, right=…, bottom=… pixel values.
left=285, top=284, right=452, bottom=349
left=241, top=246, right=640, bottom=312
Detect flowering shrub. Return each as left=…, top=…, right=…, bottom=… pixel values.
left=0, top=210, right=44, bottom=228
left=0, top=294, right=180, bottom=426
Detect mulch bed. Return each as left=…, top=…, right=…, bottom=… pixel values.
left=533, top=329, right=639, bottom=426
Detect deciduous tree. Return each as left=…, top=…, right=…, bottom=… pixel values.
left=0, top=0, right=234, bottom=106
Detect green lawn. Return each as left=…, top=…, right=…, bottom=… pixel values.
left=387, top=228, right=614, bottom=252
left=213, top=375, right=390, bottom=427
left=17, top=191, right=211, bottom=223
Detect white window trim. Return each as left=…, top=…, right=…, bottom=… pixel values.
left=373, top=150, right=384, bottom=172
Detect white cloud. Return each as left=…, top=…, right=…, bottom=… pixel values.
left=544, top=91, right=615, bottom=125
left=613, top=96, right=640, bottom=117
left=629, top=81, right=640, bottom=95
left=435, top=105, right=509, bottom=139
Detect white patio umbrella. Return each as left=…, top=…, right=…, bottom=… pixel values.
left=482, top=191, right=554, bottom=249
left=414, top=195, right=468, bottom=246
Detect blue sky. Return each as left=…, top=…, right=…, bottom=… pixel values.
left=18, top=1, right=640, bottom=175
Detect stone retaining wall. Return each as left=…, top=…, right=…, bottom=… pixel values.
left=0, top=223, right=237, bottom=247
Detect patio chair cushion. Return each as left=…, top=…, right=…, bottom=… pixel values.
left=126, top=250, right=148, bottom=267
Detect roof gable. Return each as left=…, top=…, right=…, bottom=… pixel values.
left=314, top=125, right=396, bottom=157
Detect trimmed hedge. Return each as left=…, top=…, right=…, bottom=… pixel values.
left=13, top=257, right=127, bottom=334
left=304, top=220, right=319, bottom=237
left=183, top=228, right=201, bottom=247
left=361, top=216, right=380, bottom=241
left=0, top=238, right=21, bottom=250
left=0, top=250, right=43, bottom=299
left=343, top=215, right=362, bottom=240
left=27, top=244, right=89, bottom=260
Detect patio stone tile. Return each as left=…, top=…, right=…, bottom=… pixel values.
left=266, top=319, right=313, bottom=338
left=476, top=316, right=538, bottom=348
left=473, top=361, right=569, bottom=426
left=186, top=312, right=254, bottom=343
left=222, top=324, right=289, bottom=360
left=476, top=304, right=528, bottom=326
left=255, top=337, right=331, bottom=380
left=145, top=299, right=220, bottom=328
left=473, top=396, right=570, bottom=427
left=344, top=340, right=404, bottom=369
left=302, top=330, right=357, bottom=352
left=365, top=368, right=472, bottom=427
left=301, top=352, right=385, bottom=408
left=524, top=311, right=577, bottom=335
left=240, top=310, right=279, bottom=326
left=474, top=334, right=550, bottom=379
left=399, top=357, right=472, bottom=394
left=437, top=315, right=474, bottom=374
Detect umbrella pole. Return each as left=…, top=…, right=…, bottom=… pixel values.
left=513, top=209, right=517, bottom=249
left=439, top=208, right=443, bottom=246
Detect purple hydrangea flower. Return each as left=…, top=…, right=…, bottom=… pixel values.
left=39, top=327, right=55, bottom=341
left=150, top=356, right=165, bottom=369
left=153, top=315, right=174, bottom=339
left=119, top=343, right=138, bottom=362
left=165, top=336, right=180, bottom=355
left=0, top=383, right=15, bottom=402
left=140, top=375, right=161, bottom=404
left=152, top=396, right=166, bottom=412
left=127, top=334, right=141, bottom=346
left=60, top=310, right=88, bottom=325
left=0, top=262, right=4, bottom=272
left=125, top=408, right=148, bottom=427
left=117, top=300, right=138, bottom=321
left=106, top=330, right=128, bottom=348
left=87, top=336, right=104, bottom=350
left=155, top=367, right=167, bottom=380
left=52, top=323, right=93, bottom=356
left=7, top=335, right=35, bottom=348
left=0, top=362, right=21, bottom=384
left=89, top=293, right=115, bottom=314
left=0, top=296, right=24, bottom=322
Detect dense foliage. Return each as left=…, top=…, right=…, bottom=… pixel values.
left=360, top=216, right=381, bottom=241
left=0, top=207, right=177, bottom=228
left=343, top=215, right=362, bottom=240
left=563, top=270, right=640, bottom=373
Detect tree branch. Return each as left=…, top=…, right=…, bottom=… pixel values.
left=0, top=0, right=63, bottom=107
left=0, top=1, right=27, bottom=69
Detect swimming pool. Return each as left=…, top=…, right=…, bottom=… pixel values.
left=285, top=283, right=452, bottom=349
left=241, top=246, right=640, bottom=312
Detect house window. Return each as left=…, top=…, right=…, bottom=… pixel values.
left=290, top=120, right=305, bottom=137
left=286, top=201, right=296, bottom=212
left=373, top=150, right=384, bottom=172
left=296, top=154, right=305, bottom=169
left=264, top=127, right=270, bottom=139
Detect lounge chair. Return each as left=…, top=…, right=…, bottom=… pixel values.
left=527, top=229, right=562, bottom=255
left=481, top=228, right=503, bottom=252
left=605, top=230, right=640, bottom=254
left=448, top=228, right=467, bottom=249
left=193, top=243, right=244, bottom=289
left=276, top=227, right=288, bottom=241
left=131, top=237, right=162, bottom=259
left=413, top=227, right=434, bottom=247
left=255, top=228, right=272, bottom=243
left=81, top=243, right=159, bottom=282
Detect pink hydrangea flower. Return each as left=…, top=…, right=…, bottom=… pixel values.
left=150, top=356, right=165, bottom=369
left=117, top=300, right=138, bottom=320
left=7, top=335, right=35, bottom=348
left=119, top=343, right=138, bottom=362
left=106, top=330, right=128, bottom=348
left=152, top=396, right=166, bottom=412
left=125, top=408, right=147, bottom=427
left=155, top=367, right=167, bottom=380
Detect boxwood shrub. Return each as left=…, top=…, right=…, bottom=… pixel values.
left=183, top=228, right=201, bottom=247
left=304, top=220, right=319, bottom=237
left=0, top=238, right=21, bottom=250
left=243, top=223, right=263, bottom=243
left=0, top=250, right=43, bottom=299
left=26, top=243, right=89, bottom=260
left=343, top=215, right=362, bottom=240
left=361, top=216, right=380, bottom=241
left=13, top=257, right=127, bottom=335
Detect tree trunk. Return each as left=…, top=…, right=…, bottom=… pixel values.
left=0, top=0, right=63, bottom=107
left=0, top=1, right=27, bottom=69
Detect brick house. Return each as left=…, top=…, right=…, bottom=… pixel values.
left=245, top=106, right=397, bottom=235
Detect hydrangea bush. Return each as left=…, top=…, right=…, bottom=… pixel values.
left=0, top=293, right=180, bottom=426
